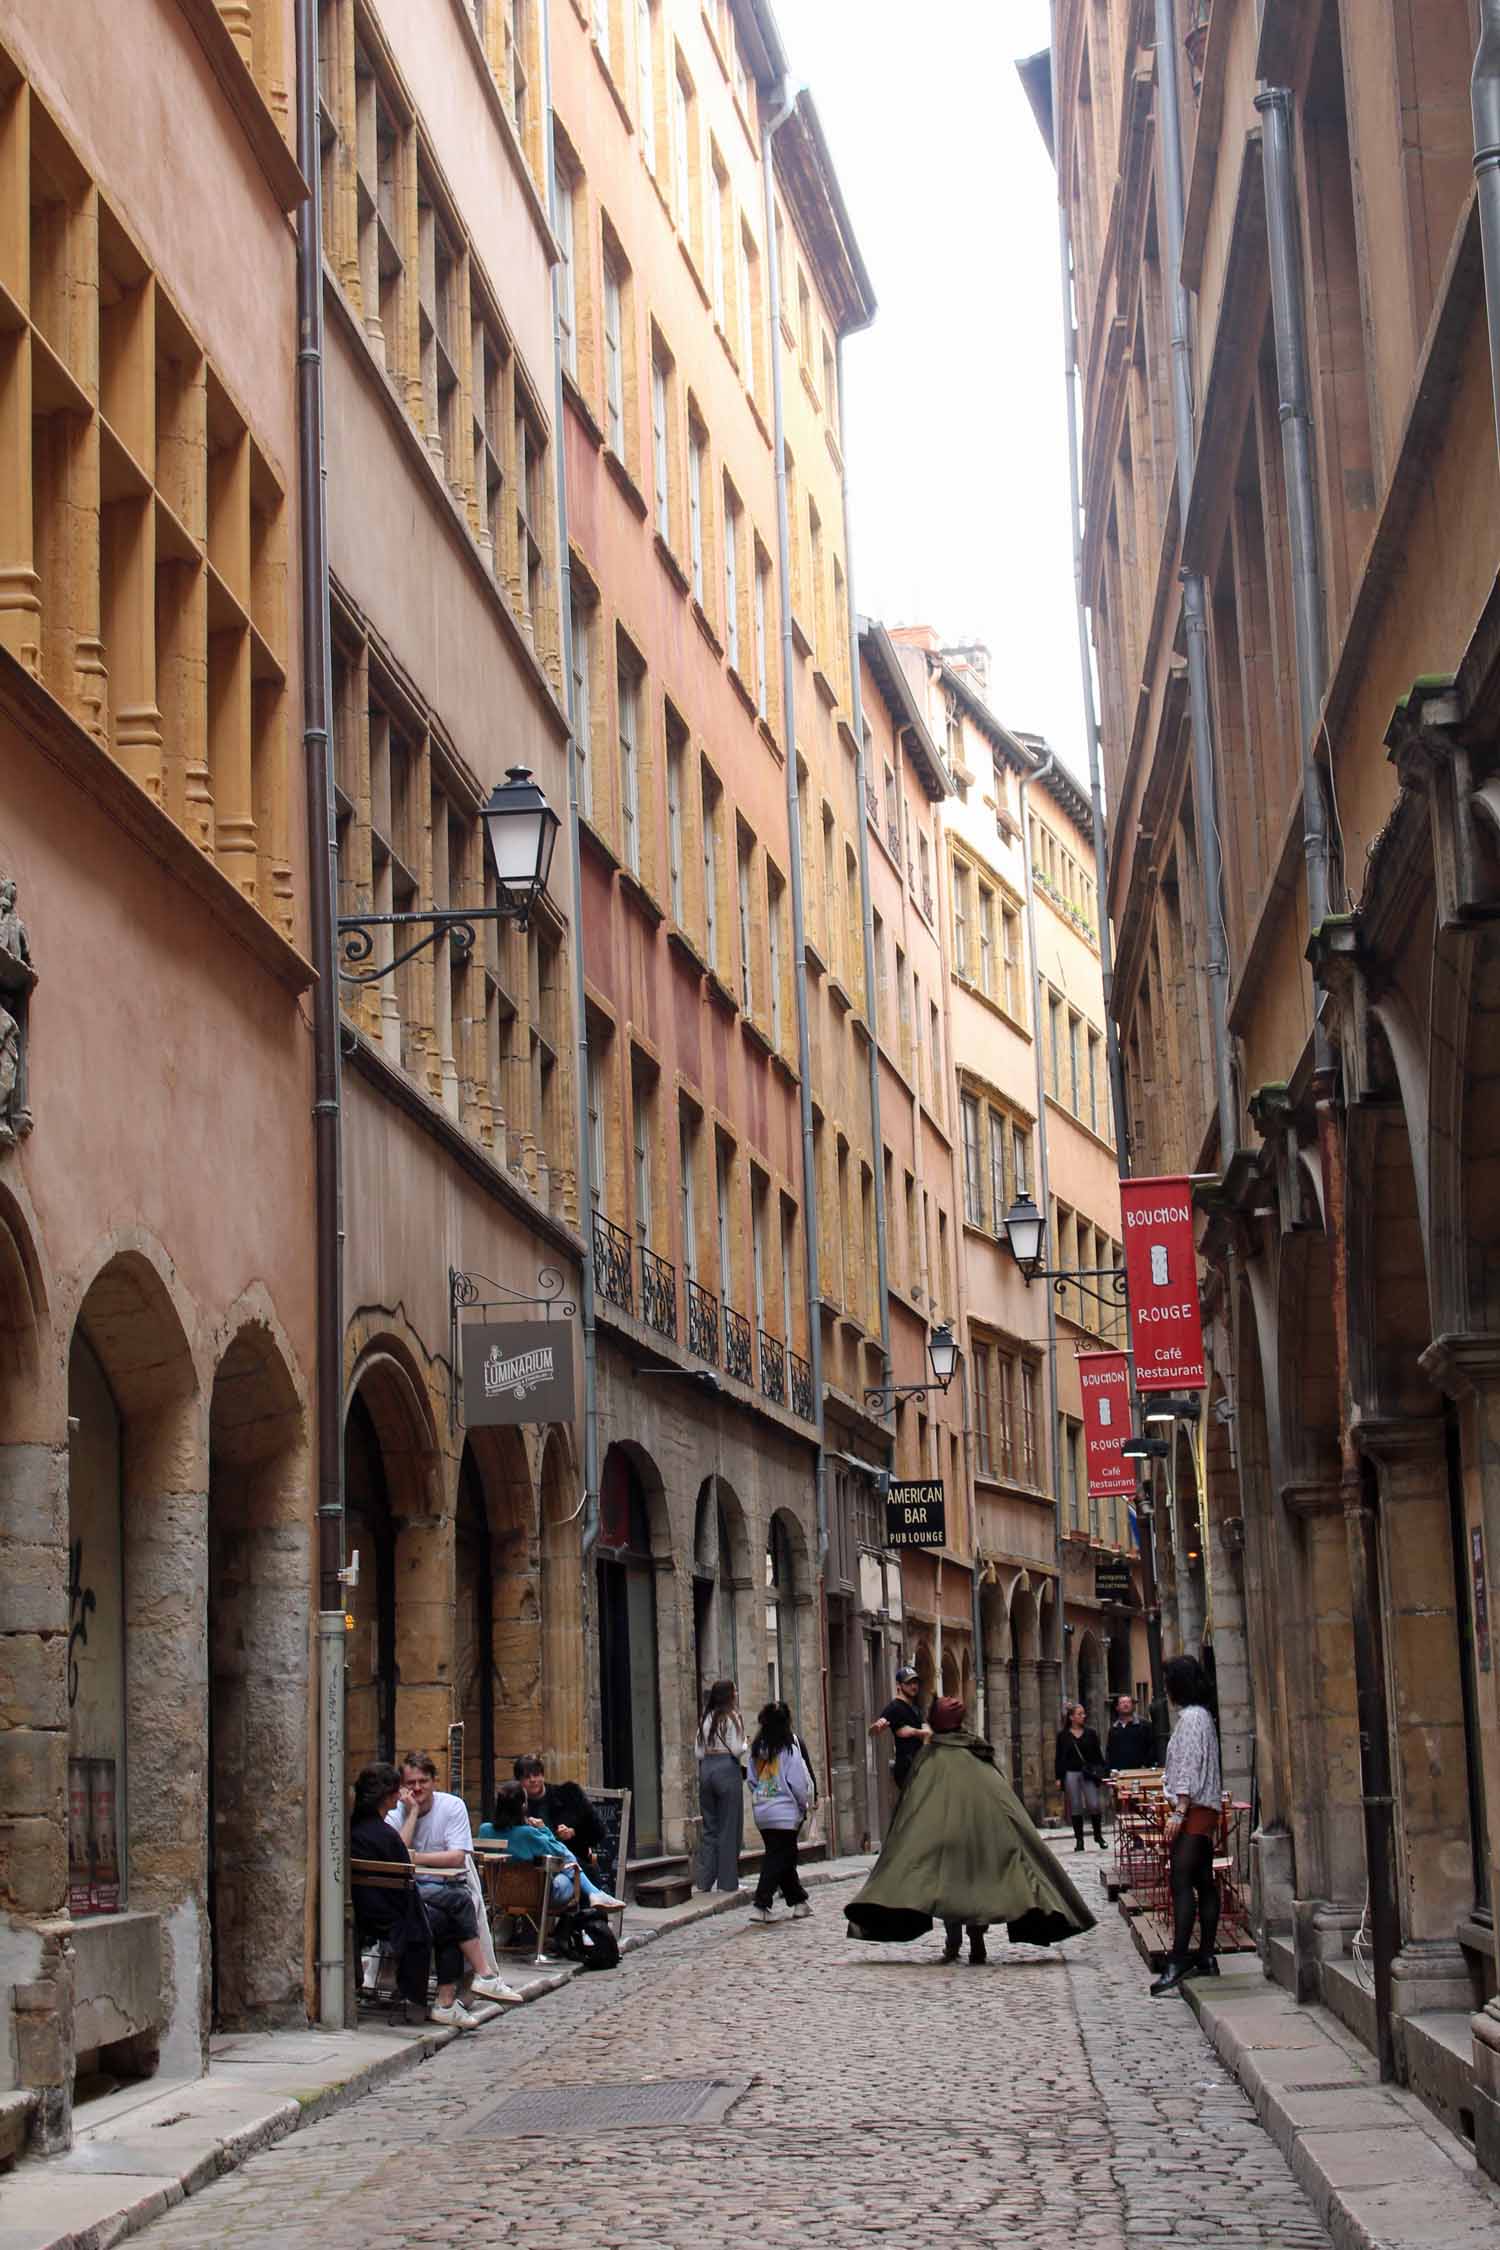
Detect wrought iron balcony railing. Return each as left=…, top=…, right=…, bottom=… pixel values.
left=759, top=1329, right=786, bottom=1406
left=723, top=1304, right=754, bottom=1387
left=591, top=1209, right=634, bottom=1316
left=686, top=1275, right=720, bottom=1364
left=639, top=1243, right=678, bottom=1341
left=788, top=1347, right=815, bottom=1423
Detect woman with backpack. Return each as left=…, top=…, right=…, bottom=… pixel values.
left=695, top=1678, right=748, bottom=1894
left=746, top=1701, right=813, bottom=1923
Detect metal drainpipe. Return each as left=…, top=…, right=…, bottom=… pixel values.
left=762, top=83, right=835, bottom=1846
left=294, top=0, right=347, bottom=2031
left=1017, top=755, right=1066, bottom=1708
left=1259, top=78, right=1398, bottom=2081
left=1474, top=4, right=1500, bottom=462
left=541, top=0, right=601, bottom=1562
left=1154, top=0, right=1236, bottom=1160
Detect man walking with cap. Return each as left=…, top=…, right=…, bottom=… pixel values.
left=869, top=1665, right=930, bottom=1796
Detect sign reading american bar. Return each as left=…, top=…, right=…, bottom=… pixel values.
left=461, top=1318, right=576, bottom=1426
left=884, top=1479, right=947, bottom=1549
left=1077, top=1350, right=1134, bottom=1496
left=1119, top=1175, right=1207, bottom=1390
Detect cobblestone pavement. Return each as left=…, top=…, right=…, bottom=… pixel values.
left=135, top=1867, right=1332, bottom=2250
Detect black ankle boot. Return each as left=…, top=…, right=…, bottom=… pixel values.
left=1187, top=1953, right=1219, bottom=1977
left=1092, top=1825, right=1105, bottom=1849
left=941, top=1925, right=961, bottom=1962
left=1150, top=1958, right=1190, bottom=1997
left=968, top=1932, right=987, bottom=1967
left=1073, top=1822, right=1085, bottom=1853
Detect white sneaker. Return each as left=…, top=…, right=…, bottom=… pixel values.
left=429, top=2000, right=479, bottom=2032
left=469, top=1974, right=524, bottom=2006
left=790, top=1902, right=812, bottom=1920
left=748, top=1905, right=778, bottom=1924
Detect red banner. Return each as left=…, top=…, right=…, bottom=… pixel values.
left=1077, top=1352, right=1134, bottom=1496
left=1119, top=1174, right=1207, bottom=1391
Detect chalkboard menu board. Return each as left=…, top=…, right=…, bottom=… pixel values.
left=584, top=1786, right=632, bottom=1895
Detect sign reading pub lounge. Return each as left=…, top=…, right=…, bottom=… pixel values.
left=461, top=1318, right=576, bottom=1426
left=885, top=1479, right=946, bottom=1549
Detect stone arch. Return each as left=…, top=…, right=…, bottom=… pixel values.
left=343, top=1336, right=444, bottom=1783
left=910, top=1634, right=937, bottom=1710
left=979, top=1577, right=1012, bottom=1772
left=692, top=1473, right=752, bottom=1709
left=940, top=1644, right=960, bottom=1697
left=766, top=1504, right=812, bottom=1723
left=456, top=1421, right=538, bottom=1819
left=206, top=1316, right=308, bottom=2030
left=69, top=1245, right=205, bottom=2077
left=598, top=1440, right=671, bottom=1855
left=539, top=1427, right=584, bottom=1777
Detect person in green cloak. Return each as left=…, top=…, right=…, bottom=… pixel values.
left=845, top=1694, right=1096, bottom=1966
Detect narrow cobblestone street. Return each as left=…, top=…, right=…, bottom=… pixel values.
left=133, top=1872, right=1331, bottom=2249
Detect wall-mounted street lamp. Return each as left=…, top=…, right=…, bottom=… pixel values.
left=339, top=766, right=561, bottom=982
left=1120, top=1433, right=1170, bottom=1462
left=863, top=1321, right=960, bottom=1412
left=1000, top=1190, right=1127, bottom=1317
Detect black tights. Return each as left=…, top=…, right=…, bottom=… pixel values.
left=1169, top=1828, right=1219, bottom=1965
left=1073, top=1813, right=1105, bottom=1849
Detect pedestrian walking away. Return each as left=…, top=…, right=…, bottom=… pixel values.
left=695, top=1678, right=748, bottom=1893
left=1054, top=1702, right=1108, bottom=1852
left=867, top=1662, right=931, bottom=1794
left=1149, top=1654, right=1223, bottom=1997
left=746, top=1700, right=812, bottom=1922
left=846, top=1695, right=1095, bottom=1961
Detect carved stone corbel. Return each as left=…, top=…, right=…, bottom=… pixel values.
left=1306, top=915, right=1376, bottom=1106
left=1386, top=677, right=1500, bottom=927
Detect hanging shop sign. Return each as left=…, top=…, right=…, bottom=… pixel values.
left=885, top=1479, right=947, bottom=1549
left=1094, top=1558, right=1135, bottom=1604
left=1078, top=1351, right=1135, bottom=1497
left=1118, top=1175, right=1207, bottom=1391
left=461, top=1318, right=575, bottom=1426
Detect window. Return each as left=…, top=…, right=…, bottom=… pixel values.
left=822, top=333, right=837, bottom=421
left=1087, top=1028, right=1102, bottom=1133
left=1020, top=1361, right=1038, bottom=1481
left=974, top=1343, right=993, bottom=1477
left=671, top=57, right=697, bottom=248
left=928, top=1000, right=944, bottom=1121
left=808, top=498, right=825, bottom=653
left=751, top=1172, right=768, bottom=1332
left=632, top=1065, right=654, bottom=1242
left=978, top=882, right=995, bottom=995
left=952, top=859, right=970, bottom=978
left=616, top=642, right=640, bottom=874
left=896, top=946, right=911, bottom=1074
left=1012, top=1120, right=1031, bottom=1198
left=514, top=394, right=549, bottom=652
left=1002, top=902, right=1023, bottom=1019
left=767, top=865, right=785, bottom=1049
left=650, top=346, right=670, bottom=539
left=796, top=266, right=812, bottom=363
left=416, top=172, right=463, bottom=492
left=738, top=223, right=761, bottom=396
left=905, top=1172, right=920, bottom=1296
left=702, top=762, right=723, bottom=972
left=1048, top=990, right=1063, bottom=1097
left=570, top=588, right=592, bottom=818
left=665, top=706, right=688, bottom=922
left=636, top=0, right=656, bottom=172
left=781, top=1198, right=797, bottom=1345
left=737, top=826, right=755, bottom=1012
left=715, top=1132, right=734, bottom=1305
left=1069, top=1009, right=1082, bottom=1115
left=961, top=1094, right=984, bottom=1226
left=723, top=480, right=741, bottom=672
left=678, top=1104, right=699, bottom=1279
left=687, top=416, right=706, bottom=602
left=996, top=1351, right=1016, bottom=1477
left=822, top=810, right=838, bottom=968
left=556, top=164, right=578, bottom=380
left=872, top=909, right=886, bottom=1037
left=707, top=149, right=727, bottom=328
left=988, top=1108, right=1007, bottom=1230
left=753, top=547, right=770, bottom=720
left=587, top=1044, right=607, bottom=1207
left=602, top=251, right=624, bottom=456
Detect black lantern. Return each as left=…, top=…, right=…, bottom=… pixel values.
left=1002, top=1190, right=1047, bottom=1276
left=926, top=1321, right=959, bottom=1392
left=482, top=766, right=561, bottom=926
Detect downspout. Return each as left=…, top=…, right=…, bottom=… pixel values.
left=294, top=0, right=347, bottom=2031
left=1017, top=754, right=1066, bottom=1718
left=541, top=0, right=601, bottom=1562
left=1474, top=2, right=1500, bottom=466
left=1259, top=81, right=1398, bottom=2080
left=1154, top=0, right=1236, bottom=1160
left=763, top=82, right=835, bottom=1845
left=1048, top=2, right=1166, bottom=1728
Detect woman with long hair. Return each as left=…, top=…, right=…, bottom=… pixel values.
left=695, top=1678, right=747, bottom=1894
left=1149, top=1654, right=1223, bottom=1995
left=746, top=1701, right=812, bottom=1923
left=1054, top=1701, right=1108, bottom=1853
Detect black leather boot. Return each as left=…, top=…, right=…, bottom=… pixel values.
left=1150, top=1958, right=1190, bottom=1997
left=1187, top=1953, right=1219, bottom=1977
left=941, top=1922, right=962, bottom=1962
left=968, top=1930, right=988, bottom=1967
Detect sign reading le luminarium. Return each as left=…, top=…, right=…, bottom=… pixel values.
left=462, top=1319, right=575, bottom=1426
left=885, top=1479, right=946, bottom=1549
left=1119, top=1175, right=1207, bottom=1391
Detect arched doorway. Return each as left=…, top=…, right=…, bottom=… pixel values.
left=598, top=1442, right=664, bottom=1854
left=206, top=1319, right=306, bottom=2029
left=455, top=1424, right=537, bottom=1820
left=453, top=1443, right=496, bottom=1827
left=343, top=1342, right=444, bottom=1785
left=1009, top=1585, right=1041, bottom=1816
left=343, top=1390, right=396, bottom=1775
left=69, top=1250, right=202, bottom=2074
left=540, top=1429, right=584, bottom=1774
left=1075, top=1629, right=1103, bottom=1737
left=693, top=1475, right=747, bottom=1706
left=765, top=1510, right=801, bottom=1708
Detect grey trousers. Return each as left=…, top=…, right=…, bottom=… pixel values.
left=696, top=1754, right=745, bottom=1891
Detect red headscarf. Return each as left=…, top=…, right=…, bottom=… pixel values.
left=929, top=1696, right=966, bottom=1734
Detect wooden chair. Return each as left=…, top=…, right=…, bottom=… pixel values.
left=474, top=1845, right=579, bottom=1964
left=350, top=1856, right=418, bottom=2012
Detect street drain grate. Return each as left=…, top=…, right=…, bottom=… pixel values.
left=464, top=2076, right=749, bottom=2139
left=1280, top=2080, right=1369, bottom=2093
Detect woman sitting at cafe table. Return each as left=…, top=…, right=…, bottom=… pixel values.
left=480, top=1783, right=627, bottom=1911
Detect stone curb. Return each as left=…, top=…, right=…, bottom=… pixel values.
left=1183, top=1973, right=1500, bottom=2250
left=16, top=1859, right=873, bottom=2250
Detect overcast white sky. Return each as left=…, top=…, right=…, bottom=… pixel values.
left=776, top=0, right=1088, bottom=778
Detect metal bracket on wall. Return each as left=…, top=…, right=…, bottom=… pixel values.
left=448, top=1264, right=577, bottom=1431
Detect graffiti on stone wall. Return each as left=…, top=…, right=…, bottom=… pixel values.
left=67, top=1536, right=98, bottom=1710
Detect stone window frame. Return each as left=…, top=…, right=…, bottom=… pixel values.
left=670, top=43, right=702, bottom=268
left=700, top=754, right=727, bottom=981
left=752, top=535, right=773, bottom=728
left=765, top=855, right=788, bottom=1057
left=648, top=318, right=681, bottom=553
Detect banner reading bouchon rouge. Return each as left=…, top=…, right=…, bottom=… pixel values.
left=1077, top=1351, right=1135, bottom=1496
left=1119, top=1175, right=1207, bottom=1390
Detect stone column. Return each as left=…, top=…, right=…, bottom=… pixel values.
left=1035, top=1655, right=1060, bottom=1822
left=1355, top=1415, right=1475, bottom=2018
left=1282, top=1480, right=1366, bottom=1997
left=1017, top=1655, right=1043, bottom=1820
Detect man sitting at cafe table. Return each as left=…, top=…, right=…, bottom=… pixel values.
left=386, top=1749, right=522, bottom=2022
left=511, top=1753, right=606, bottom=1881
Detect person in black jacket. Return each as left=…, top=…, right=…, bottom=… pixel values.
left=1054, top=1704, right=1107, bottom=1852
left=514, top=1755, right=606, bottom=1882
left=1105, top=1694, right=1156, bottom=1773
left=350, top=1762, right=433, bottom=2019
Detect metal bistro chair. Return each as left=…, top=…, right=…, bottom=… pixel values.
left=475, top=1845, right=580, bottom=1965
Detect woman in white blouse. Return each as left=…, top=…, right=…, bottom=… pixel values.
left=1150, top=1654, right=1223, bottom=1996
left=695, top=1679, right=748, bottom=1894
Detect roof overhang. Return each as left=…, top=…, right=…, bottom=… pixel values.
left=860, top=619, right=951, bottom=800
left=774, top=92, right=877, bottom=337
left=1017, top=48, right=1055, bottom=161
left=729, top=0, right=789, bottom=91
